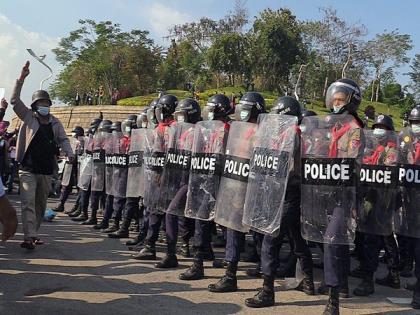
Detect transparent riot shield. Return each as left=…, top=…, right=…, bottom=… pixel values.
left=126, top=129, right=146, bottom=198
left=104, top=133, right=114, bottom=195
left=356, top=130, right=399, bottom=236
left=185, top=120, right=227, bottom=221
left=91, top=132, right=106, bottom=192
left=301, top=114, right=362, bottom=245
left=112, top=132, right=129, bottom=198
left=61, top=162, right=73, bottom=187
left=242, top=114, right=298, bottom=235
left=214, top=121, right=256, bottom=233
left=394, top=129, right=420, bottom=237
left=160, top=123, right=195, bottom=216
left=142, top=127, right=168, bottom=213
left=78, top=136, right=94, bottom=191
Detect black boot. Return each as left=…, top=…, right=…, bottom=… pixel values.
left=178, top=243, right=190, bottom=258
left=295, top=275, right=315, bottom=295
left=375, top=269, right=400, bottom=289
left=93, top=219, right=109, bottom=230
left=81, top=216, right=97, bottom=225
left=126, top=232, right=145, bottom=246
left=323, top=286, right=339, bottom=315
left=102, top=221, right=119, bottom=233
left=208, top=262, right=238, bottom=292
left=412, top=282, right=420, bottom=309
left=71, top=210, right=88, bottom=222
left=132, top=245, right=156, bottom=260
left=53, top=202, right=65, bottom=212
left=353, top=273, right=374, bottom=296
left=108, top=219, right=130, bottom=238
left=245, top=275, right=275, bottom=308
left=65, top=203, right=79, bottom=215
left=68, top=206, right=81, bottom=217
left=155, top=254, right=178, bottom=269
left=179, top=259, right=204, bottom=280
left=318, top=281, right=349, bottom=298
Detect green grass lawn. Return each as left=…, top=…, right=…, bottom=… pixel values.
left=118, top=88, right=404, bottom=130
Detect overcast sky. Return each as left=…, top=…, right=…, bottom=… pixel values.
left=1, top=0, right=419, bottom=120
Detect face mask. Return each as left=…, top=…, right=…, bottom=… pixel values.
left=373, top=128, right=387, bottom=137
left=177, top=115, right=185, bottom=123
left=141, top=122, right=147, bottom=128
left=240, top=110, right=250, bottom=121
left=333, top=105, right=344, bottom=114
left=208, top=112, right=214, bottom=121
left=412, top=124, right=420, bottom=134
left=71, top=132, right=77, bottom=138
left=300, top=125, right=307, bottom=133
left=160, top=112, right=164, bottom=121
left=37, top=106, right=50, bottom=116
left=326, top=132, right=331, bottom=140
left=125, top=126, right=131, bottom=133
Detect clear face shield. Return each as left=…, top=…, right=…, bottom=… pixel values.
left=137, top=114, right=148, bottom=129
left=203, top=103, right=217, bottom=121
left=122, top=121, right=132, bottom=137
left=155, top=103, right=171, bottom=123
left=326, top=82, right=355, bottom=114
left=173, top=110, right=188, bottom=123
left=146, top=108, right=157, bottom=125
left=235, top=101, right=254, bottom=122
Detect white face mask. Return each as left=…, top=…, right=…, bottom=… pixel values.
left=160, top=112, right=164, bottom=121
left=300, top=125, right=307, bottom=133
left=37, top=106, right=50, bottom=116
left=373, top=128, right=387, bottom=137
left=125, top=126, right=131, bottom=133
left=208, top=112, right=214, bottom=121
left=141, top=122, right=148, bottom=128
left=412, top=124, right=420, bottom=134
left=333, top=105, right=344, bottom=114
left=240, top=111, right=250, bottom=121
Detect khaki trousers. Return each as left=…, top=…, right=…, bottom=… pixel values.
left=19, top=170, right=51, bottom=240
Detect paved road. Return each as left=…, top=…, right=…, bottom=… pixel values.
left=0, top=194, right=418, bottom=315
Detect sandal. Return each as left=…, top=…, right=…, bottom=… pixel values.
left=20, top=240, right=35, bottom=250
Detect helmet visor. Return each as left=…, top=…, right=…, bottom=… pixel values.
left=203, top=104, right=216, bottom=121
left=137, top=114, right=148, bottom=129
left=235, top=101, right=253, bottom=122
left=326, top=82, right=358, bottom=110
left=173, top=110, right=188, bottom=123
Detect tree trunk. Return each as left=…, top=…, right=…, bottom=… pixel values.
left=370, top=80, right=375, bottom=102
left=375, top=77, right=380, bottom=102
left=323, top=76, right=328, bottom=97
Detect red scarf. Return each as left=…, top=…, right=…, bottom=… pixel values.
left=328, top=124, right=352, bottom=158
left=415, top=143, right=420, bottom=164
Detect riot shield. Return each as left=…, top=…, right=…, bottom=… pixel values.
left=104, top=133, right=114, bottom=195
left=142, top=127, right=168, bottom=213
left=160, top=122, right=195, bottom=216
left=300, top=114, right=361, bottom=245
left=112, top=132, right=129, bottom=198
left=394, top=129, right=420, bottom=237
left=91, top=132, right=106, bottom=192
left=185, top=120, right=227, bottom=221
left=61, top=162, right=73, bottom=187
left=126, top=129, right=146, bottom=198
left=242, top=114, right=298, bottom=235
left=78, top=136, right=94, bottom=191
left=214, top=121, right=256, bottom=233
left=356, top=130, right=399, bottom=235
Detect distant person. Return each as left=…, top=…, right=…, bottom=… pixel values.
left=11, top=61, right=75, bottom=250
left=75, top=92, right=81, bottom=106
left=98, top=85, right=104, bottom=105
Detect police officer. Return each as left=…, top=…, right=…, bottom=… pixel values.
left=71, top=118, right=102, bottom=221
left=318, top=78, right=364, bottom=315
left=245, top=96, right=314, bottom=308
left=55, top=126, right=84, bottom=213
left=133, top=94, right=178, bottom=260
left=179, top=93, right=232, bottom=280
left=154, top=98, right=201, bottom=268
left=109, top=115, right=139, bottom=238
left=208, top=91, right=265, bottom=293
left=352, top=114, right=400, bottom=297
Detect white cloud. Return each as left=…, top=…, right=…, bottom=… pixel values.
left=0, top=14, right=60, bottom=120
left=140, top=2, right=191, bottom=41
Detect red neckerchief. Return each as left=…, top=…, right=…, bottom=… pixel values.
left=363, top=141, right=396, bottom=165
left=328, top=123, right=352, bottom=158
left=121, top=136, right=131, bottom=154
left=415, top=143, right=420, bottom=164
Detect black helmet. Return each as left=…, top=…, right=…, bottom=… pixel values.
left=408, top=105, right=420, bottom=123
left=326, top=78, right=361, bottom=114
left=90, top=117, right=102, bottom=128
left=137, top=109, right=149, bottom=128
left=270, top=96, right=302, bottom=121
left=235, top=92, right=266, bottom=122
left=72, top=126, right=84, bottom=137
left=127, top=114, right=138, bottom=128
left=203, top=94, right=232, bottom=121
left=86, top=127, right=95, bottom=136
left=121, top=118, right=136, bottom=136
left=31, top=90, right=52, bottom=108
left=98, top=119, right=112, bottom=133
left=111, top=121, right=122, bottom=133
left=302, top=110, right=317, bottom=117
left=174, top=98, right=201, bottom=124
left=372, top=114, right=394, bottom=131
left=156, top=94, right=178, bottom=122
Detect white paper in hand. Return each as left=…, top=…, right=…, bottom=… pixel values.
left=0, top=88, right=5, bottom=100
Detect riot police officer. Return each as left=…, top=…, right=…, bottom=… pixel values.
left=245, top=96, right=314, bottom=308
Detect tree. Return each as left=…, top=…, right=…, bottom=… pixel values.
left=408, top=54, right=420, bottom=101
left=250, top=8, right=306, bottom=93
left=364, top=30, right=412, bottom=102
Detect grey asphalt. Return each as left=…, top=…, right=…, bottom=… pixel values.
left=0, top=193, right=418, bottom=315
